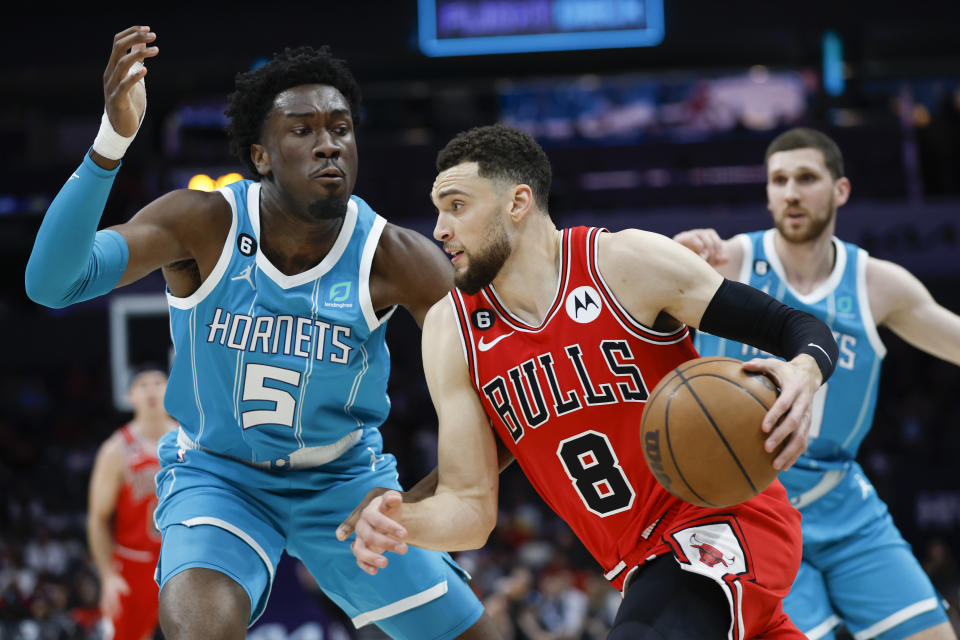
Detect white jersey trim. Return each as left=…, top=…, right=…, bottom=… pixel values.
left=180, top=516, right=275, bottom=625
left=113, top=544, right=156, bottom=563
left=856, top=248, right=887, bottom=358
left=166, top=186, right=240, bottom=310
left=252, top=191, right=359, bottom=290
left=588, top=229, right=690, bottom=344
left=803, top=614, right=841, bottom=640
left=448, top=293, right=474, bottom=385
left=359, top=215, right=396, bottom=332
left=351, top=580, right=449, bottom=628
left=733, top=233, right=753, bottom=283
left=482, top=228, right=570, bottom=332
left=762, top=230, right=847, bottom=305
left=852, top=597, right=939, bottom=640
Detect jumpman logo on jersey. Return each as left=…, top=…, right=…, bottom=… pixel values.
left=367, top=447, right=386, bottom=472
left=230, top=264, right=256, bottom=290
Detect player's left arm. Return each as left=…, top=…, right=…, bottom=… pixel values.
left=598, top=229, right=837, bottom=469
left=370, top=223, right=454, bottom=327
left=869, top=258, right=960, bottom=365
left=86, top=436, right=130, bottom=617
left=347, top=299, right=500, bottom=574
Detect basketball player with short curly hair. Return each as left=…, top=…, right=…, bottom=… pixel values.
left=26, top=26, right=499, bottom=640
left=344, top=124, right=840, bottom=639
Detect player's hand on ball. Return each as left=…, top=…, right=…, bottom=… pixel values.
left=103, top=26, right=158, bottom=136
left=349, top=490, right=408, bottom=575
left=742, top=355, right=819, bottom=470
left=673, top=228, right=729, bottom=266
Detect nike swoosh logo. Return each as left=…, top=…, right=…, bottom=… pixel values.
left=69, top=173, right=80, bottom=181
left=478, top=332, right=515, bottom=352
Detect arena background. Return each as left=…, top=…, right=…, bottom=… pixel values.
left=2, top=1, right=959, bottom=638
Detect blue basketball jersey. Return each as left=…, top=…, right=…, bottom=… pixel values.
left=165, top=180, right=395, bottom=465
left=695, top=230, right=886, bottom=499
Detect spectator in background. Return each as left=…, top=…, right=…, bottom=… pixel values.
left=517, top=567, right=587, bottom=640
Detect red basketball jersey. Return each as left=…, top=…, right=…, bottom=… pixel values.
left=112, top=425, right=162, bottom=556
left=450, top=226, right=701, bottom=588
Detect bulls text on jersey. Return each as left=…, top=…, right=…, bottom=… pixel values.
left=481, top=339, right=648, bottom=443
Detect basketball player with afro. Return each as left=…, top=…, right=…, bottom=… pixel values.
left=343, top=124, right=838, bottom=639
left=26, top=26, right=500, bottom=640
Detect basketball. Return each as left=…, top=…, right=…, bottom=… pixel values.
left=640, top=356, right=781, bottom=508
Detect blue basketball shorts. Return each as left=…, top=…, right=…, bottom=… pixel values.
left=153, top=429, right=484, bottom=639
left=784, top=465, right=947, bottom=640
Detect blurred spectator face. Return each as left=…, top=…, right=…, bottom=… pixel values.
left=766, top=148, right=848, bottom=243
left=127, top=370, right=167, bottom=414
left=505, top=565, right=533, bottom=599
left=540, top=568, right=574, bottom=598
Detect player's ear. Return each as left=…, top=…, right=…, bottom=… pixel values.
left=250, top=144, right=271, bottom=177
left=508, top=184, right=534, bottom=222
left=834, top=177, right=851, bottom=208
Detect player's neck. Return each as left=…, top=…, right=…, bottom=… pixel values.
left=490, top=220, right=561, bottom=325
left=130, top=414, right=176, bottom=445
left=772, top=231, right=836, bottom=295
left=258, top=184, right=345, bottom=276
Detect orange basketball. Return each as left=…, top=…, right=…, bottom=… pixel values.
left=640, top=356, right=782, bottom=508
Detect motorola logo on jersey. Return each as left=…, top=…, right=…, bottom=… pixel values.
left=565, top=286, right=602, bottom=323
left=753, top=259, right=769, bottom=276
left=471, top=308, right=496, bottom=331
left=238, top=233, right=258, bottom=257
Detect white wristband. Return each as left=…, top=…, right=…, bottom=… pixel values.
left=92, top=62, right=147, bottom=160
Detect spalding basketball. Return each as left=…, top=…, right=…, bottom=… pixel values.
left=640, top=356, right=781, bottom=508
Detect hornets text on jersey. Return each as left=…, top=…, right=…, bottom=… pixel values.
left=165, top=180, right=396, bottom=467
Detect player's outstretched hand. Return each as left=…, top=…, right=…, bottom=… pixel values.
left=103, top=26, right=158, bottom=136
left=347, top=490, right=409, bottom=575
left=742, top=355, right=820, bottom=470
left=673, top=228, right=729, bottom=266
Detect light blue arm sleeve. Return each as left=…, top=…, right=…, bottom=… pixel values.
left=25, top=152, right=130, bottom=308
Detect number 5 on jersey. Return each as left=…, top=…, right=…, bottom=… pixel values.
left=242, top=363, right=301, bottom=428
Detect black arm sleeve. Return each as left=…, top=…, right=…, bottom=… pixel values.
left=699, top=279, right=838, bottom=382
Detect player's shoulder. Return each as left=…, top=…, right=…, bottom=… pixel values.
left=864, top=256, right=928, bottom=314
left=371, top=223, right=453, bottom=315
left=599, top=227, right=668, bottom=248
left=94, top=430, right=128, bottom=467
left=865, top=256, right=920, bottom=292
left=138, top=187, right=233, bottom=239
left=377, top=223, right=433, bottom=254
left=423, top=295, right=457, bottom=334
left=598, top=227, right=699, bottom=274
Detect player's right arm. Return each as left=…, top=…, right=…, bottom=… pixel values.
left=86, top=434, right=129, bottom=618
left=671, top=228, right=744, bottom=280
left=25, top=26, right=228, bottom=307
left=349, top=299, right=500, bottom=574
